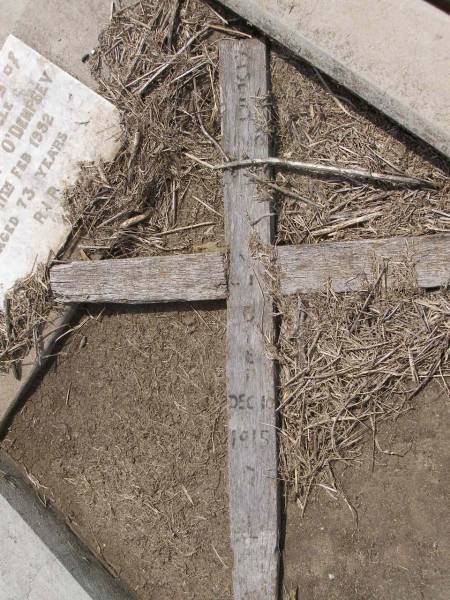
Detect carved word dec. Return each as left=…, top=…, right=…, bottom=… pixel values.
left=0, top=35, right=120, bottom=306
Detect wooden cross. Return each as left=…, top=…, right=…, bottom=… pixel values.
left=5, top=39, right=450, bottom=599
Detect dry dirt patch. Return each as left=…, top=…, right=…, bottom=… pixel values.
left=3, top=303, right=232, bottom=599
left=283, top=381, right=450, bottom=600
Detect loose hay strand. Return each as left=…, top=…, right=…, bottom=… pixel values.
left=0, top=266, right=56, bottom=375
left=271, top=53, right=449, bottom=245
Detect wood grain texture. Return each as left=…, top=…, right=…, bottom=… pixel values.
left=50, top=252, right=227, bottom=304
left=220, top=39, right=279, bottom=599
left=278, top=234, right=450, bottom=295
left=50, top=234, right=450, bottom=306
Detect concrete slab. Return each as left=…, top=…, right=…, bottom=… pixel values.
left=2, top=0, right=118, bottom=88
left=0, top=451, right=132, bottom=600
left=0, top=493, right=94, bottom=600
left=13, top=0, right=114, bottom=87
left=0, top=0, right=28, bottom=49
left=0, top=35, right=120, bottom=306
left=219, top=0, right=450, bottom=158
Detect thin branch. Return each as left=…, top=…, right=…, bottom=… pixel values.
left=208, top=24, right=252, bottom=38
left=247, top=173, right=321, bottom=210
left=311, top=211, right=383, bottom=238
left=185, top=152, right=214, bottom=169
left=154, top=221, right=216, bottom=237
left=209, top=157, right=436, bottom=189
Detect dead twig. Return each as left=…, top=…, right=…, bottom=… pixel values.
left=311, top=211, right=383, bottom=238
left=403, top=333, right=450, bottom=405
left=119, top=212, right=151, bottom=229
left=155, top=221, right=216, bottom=237
left=207, top=157, right=436, bottom=188
left=193, top=77, right=228, bottom=161
left=247, top=173, right=321, bottom=209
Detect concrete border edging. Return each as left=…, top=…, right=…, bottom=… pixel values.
left=0, top=451, right=134, bottom=600
left=218, top=0, right=450, bottom=159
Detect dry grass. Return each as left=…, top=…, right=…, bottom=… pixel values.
left=270, top=54, right=450, bottom=245
left=65, top=0, right=233, bottom=259
left=274, top=261, right=449, bottom=512
left=1, top=0, right=237, bottom=373
left=0, top=266, right=57, bottom=375
left=1, top=2, right=448, bottom=519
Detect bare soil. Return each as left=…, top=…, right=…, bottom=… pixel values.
left=3, top=306, right=449, bottom=599
left=283, top=381, right=450, bottom=600
left=3, top=304, right=233, bottom=600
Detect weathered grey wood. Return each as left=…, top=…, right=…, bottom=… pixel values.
left=50, top=233, right=450, bottom=306
left=278, top=234, right=450, bottom=295
left=220, top=39, right=279, bottom=599
left=50, top=252, right=227, bottom=304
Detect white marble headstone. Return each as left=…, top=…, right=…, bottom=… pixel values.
left=0, top=35, right=120, bottom=306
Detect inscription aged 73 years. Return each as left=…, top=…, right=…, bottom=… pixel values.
left=0, top=35, right=120, bottom=306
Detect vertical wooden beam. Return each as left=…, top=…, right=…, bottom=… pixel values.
left=220, top=39, right=279, bottom=599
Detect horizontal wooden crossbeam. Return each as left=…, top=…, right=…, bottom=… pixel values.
left=50, top=252, right=227, bottom=304
left=277, top=233, right=450, bottom=294
left=50, top=234, right=450, bottom=304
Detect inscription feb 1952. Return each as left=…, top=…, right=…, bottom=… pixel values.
left=0, top=35, right=121, bottom=307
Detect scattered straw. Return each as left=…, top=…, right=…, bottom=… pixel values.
left=0, top=266, right=57, bottom=375
left=65, top=0, right=234, bottom=260
left=271, top=55, right=450, bottom=245
left=273, top=260, right=449, bottom=512
left=1, top=0, right=234, bottom=372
